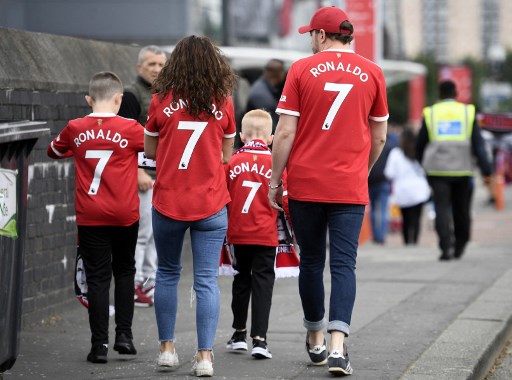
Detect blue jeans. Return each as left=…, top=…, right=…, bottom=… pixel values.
left=289, top=200, right=364, bottom=337
left=152, top=207, right=227, bottom=350
left=368, top=182, right=391, bottom=243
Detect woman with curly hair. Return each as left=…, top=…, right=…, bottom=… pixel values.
left=144, top=35, right=237, bottom=377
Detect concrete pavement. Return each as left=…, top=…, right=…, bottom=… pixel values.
left=487, top=338, right=512, bottom=380
left=3, top=182, right=512, bottom=379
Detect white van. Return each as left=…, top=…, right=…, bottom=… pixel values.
left=161, top=45, right=426, bottom=86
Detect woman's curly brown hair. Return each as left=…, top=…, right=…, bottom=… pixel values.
left=153, top=35, right=238, bottom=119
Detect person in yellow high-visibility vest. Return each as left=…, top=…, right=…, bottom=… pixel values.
left=416, top=80, right=492, bottom=261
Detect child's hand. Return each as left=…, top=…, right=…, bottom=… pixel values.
left=137, top=169, right=153, bottom=192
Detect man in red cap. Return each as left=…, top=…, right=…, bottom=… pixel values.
left=268, top=5, right=388, bottom=376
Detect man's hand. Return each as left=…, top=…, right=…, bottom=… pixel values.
left=137, top=169, right=153, bottom=192
left=268, top=186, right=284, bottom=211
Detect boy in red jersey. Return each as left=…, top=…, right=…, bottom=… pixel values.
left=48, top=71, right=144, bottom=364
left=225, top=109, right=281, bottom=359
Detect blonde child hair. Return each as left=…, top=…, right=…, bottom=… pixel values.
left=240, top=109, right=273, bottom=145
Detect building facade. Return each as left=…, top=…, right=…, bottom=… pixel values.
left=391, top=0, right=512, bottom=63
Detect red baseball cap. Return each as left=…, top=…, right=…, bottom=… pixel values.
left=298, top=6, right=351, bottom=35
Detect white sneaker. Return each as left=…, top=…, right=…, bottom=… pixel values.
left=158, top=349, right=179, bottom=367
left=191, top=352, right=214, bottom=377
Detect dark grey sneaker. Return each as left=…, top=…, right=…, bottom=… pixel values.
left=226, top=330, right=248, bottom=351
left=328, top=344, right=353, bottom=376
left=305, top=333, right=327, bottom=365
left=251, top=339, right=272, bottom=359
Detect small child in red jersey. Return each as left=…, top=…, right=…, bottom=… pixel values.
left=225, top=109, right=285, bottom=359
left=47, top=71, right=144, bottom=364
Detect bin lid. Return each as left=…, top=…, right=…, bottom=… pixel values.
left=0, top=121, right=50, bottom=144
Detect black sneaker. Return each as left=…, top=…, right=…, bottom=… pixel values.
left=87, top=344, right=108, bottom=364
left=251, top=339, right=272, bottom=359
left=453, top=244, right=466, bottom=259
left=439, top=247, right=452, bottom=261
left=226, top=330, right=248, bottom=351
left=328, top=344, right=353, bottom=376
left=305, top=333, right=327, bottom=365
left=113, top=332, right=137, bottom=355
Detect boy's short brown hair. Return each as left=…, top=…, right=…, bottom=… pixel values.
left=241, top=109, right=273, bottom=139
left=88, top=71, right=123, bottom=102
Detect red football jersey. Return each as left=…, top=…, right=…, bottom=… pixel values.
left=276, top=49, right=389, bottom=204
left=225, top=140, right=278, bottom=247
left=145, top=93, right=236, bottom=221
left=48, top=113, right=144, bottom=226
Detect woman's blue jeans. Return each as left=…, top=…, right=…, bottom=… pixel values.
left=289, top=200, right=364, bottom=337
left=152, top=207, right=227, bottom=350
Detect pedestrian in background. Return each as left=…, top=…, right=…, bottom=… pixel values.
left=118, top=45, right=166, bottom=307
left=48, top=71, right=143, bottom=363
left=246, top=59, right=286, bottom=133
left=384, top=128, right=430, bottom=245
left=268, top=6, right=388, bottom=376
left=231, top=64, right=251, bottom=149
left=144, top=35, right=237, bottom=377
left=416, top=80, right=492, bottom=260
left=225, top=109, right=281, bottom=360
left=368, top=132, right=396, bottom=244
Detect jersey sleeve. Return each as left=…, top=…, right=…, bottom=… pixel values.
left=47, top=126, right=73, bottom=159
left=276, top=63, right=300, bottom=117
left=369, top=69, right=389, bottom=121
left=144, top=95, right=159, bottom=137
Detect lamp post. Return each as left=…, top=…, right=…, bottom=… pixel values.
left=488, top=44, right=506, bottom=79
left=222, top=0, right=232, bottom=46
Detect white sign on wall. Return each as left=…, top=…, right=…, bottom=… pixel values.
left=0, top=168, right=18, bottom=238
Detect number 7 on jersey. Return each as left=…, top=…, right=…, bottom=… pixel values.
left=85, top=150, right=113, bottom=195
left=177, top=121, right=208, bottom=169
left=322, top=82, right=353, bottom=130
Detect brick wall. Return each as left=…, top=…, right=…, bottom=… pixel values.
left=0, top=27, right=140, bottom=327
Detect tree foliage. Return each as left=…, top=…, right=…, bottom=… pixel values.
left=386, top=52, right=512, bottom=122
left=386, top=80, right=409, bottom=125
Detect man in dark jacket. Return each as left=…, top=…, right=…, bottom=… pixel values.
left=118, top=45, right=166, bottom=305
left=246, top=59, right=285, bottom=133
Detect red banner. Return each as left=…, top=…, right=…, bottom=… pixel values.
left=408, top=76, right=426, bottom=129
left=346, top=0, right=376, bottom=62
left=438, top=65, right=473, bottom=104
left=279, top=0, right=294, bottom=37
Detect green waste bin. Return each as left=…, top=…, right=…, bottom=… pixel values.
left=0, top=121, right=50, bottom=373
